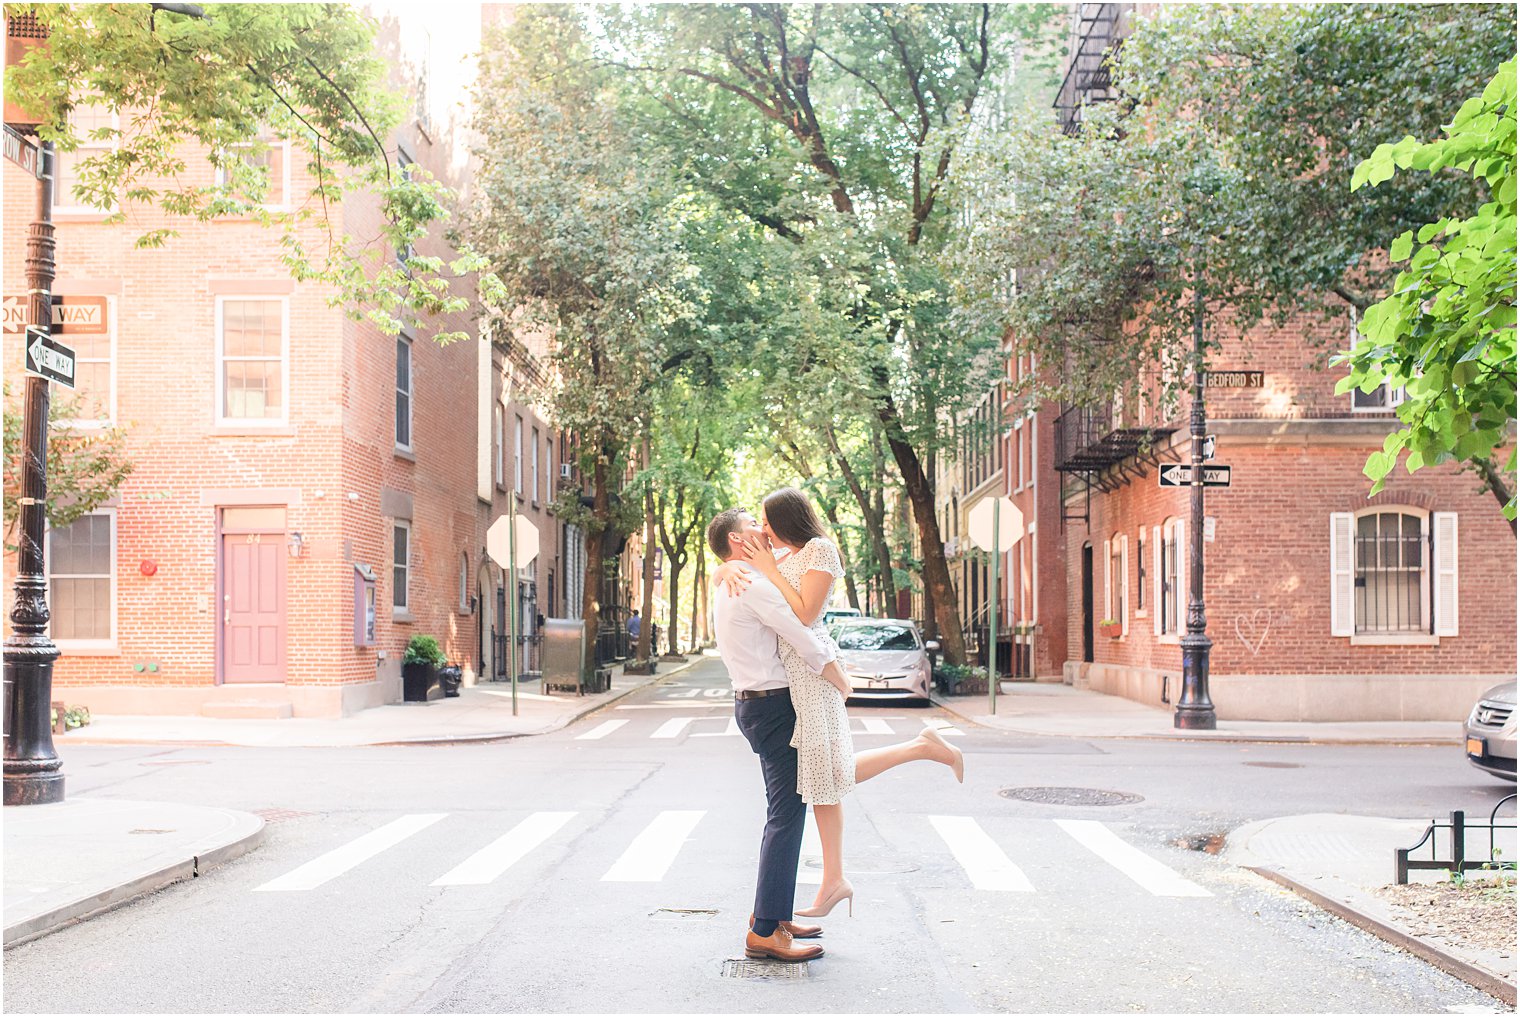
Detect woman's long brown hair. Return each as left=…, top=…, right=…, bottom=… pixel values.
left=763, top=487, right=829, bottom=548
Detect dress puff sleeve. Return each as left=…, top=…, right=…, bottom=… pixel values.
left=806, top=537, right=846, bottom=580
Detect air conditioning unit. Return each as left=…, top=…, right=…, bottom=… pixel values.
left=559, top=463, right=572, bottom=479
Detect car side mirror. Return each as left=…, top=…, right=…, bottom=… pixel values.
left=925, top=640, right=940, bottom=652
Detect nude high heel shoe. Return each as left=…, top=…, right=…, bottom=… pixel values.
left=922, top=725, right=964, bottom=783
left=795, top=878, right=854, bottom=918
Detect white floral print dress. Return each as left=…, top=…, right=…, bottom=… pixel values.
left=777, top=537, right=856, bottom=806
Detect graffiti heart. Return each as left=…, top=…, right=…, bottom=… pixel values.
left=1233, top=609, right=1276, bottom=656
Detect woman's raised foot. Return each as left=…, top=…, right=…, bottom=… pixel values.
left=921, top=725, right=964, bottom=783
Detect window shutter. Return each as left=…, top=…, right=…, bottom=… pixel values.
left=1102, top=539, right=1112, bottom=621
left=1120, top=535, right=1130, bottom=636
left=1329, top=513, right=1354, bottom=637
left=1152, top=525, right=1163, bottom=636
left=1433, top=512, right=1459, bottom=636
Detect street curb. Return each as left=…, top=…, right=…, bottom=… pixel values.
left=1245, top=865, right=1516, bottom=1006
left=928, top=694, right=1462, bottom=746
left=4, top=811, right=265, bottom=950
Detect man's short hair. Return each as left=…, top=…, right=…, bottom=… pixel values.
left=706, top=507, right=748, bottom=561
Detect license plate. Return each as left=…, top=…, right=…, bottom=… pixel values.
left=1467, top=736, right=1486, bottom=756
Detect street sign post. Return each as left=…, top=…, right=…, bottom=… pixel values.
left=487, top=509, right=540, bottom=715
left=966, top=496, right=1023, bottom=715
left=3, top=124, right=42, bottom=179
left=23, top=328, right=75, bottom=388
left=1158, top=464, right=1232, bottom=488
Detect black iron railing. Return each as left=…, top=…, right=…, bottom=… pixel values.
left=1396, top=795, right=1516, bottom=884
left=1053, top=3, right=1129, bottom=136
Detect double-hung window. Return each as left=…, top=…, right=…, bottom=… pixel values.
left=1331, top=509, right=1457, bottom=638
left=531, top=425, right=540, bottom=504
left=395, top=335, right=413, bottom=451
left=54, top=106, right=118, bottom=214
left=214, top=128, right=291, bottom=210
left=514, top=415, right=524, bottom=495
left=49, top=510, right=116, bottom=647
left=216, top=297, right=288, bottom=425
left=393, top=521, right=411, bottom=614
left=493, top=405, right=505, bottom=489
left=1154, top=519, right=1183, bottom=637
left=59, top=298, right=115, bottom=427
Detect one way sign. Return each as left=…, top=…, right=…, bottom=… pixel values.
left=24, top=328, right=76, bottom=388
left=1158, top=463, right=1231, bottom=488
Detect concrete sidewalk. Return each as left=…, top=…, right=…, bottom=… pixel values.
left=54, top=655, right=697, bottom=748
left=1228, top=813, right=1517, bottom=1004
left=933, top=680, right=1463, bottom=744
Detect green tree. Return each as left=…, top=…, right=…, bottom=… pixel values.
left=1341, top=60, right=1517, bottom=528
left=466, top=6, right=690, bottom=675
left=3, top=387, right=132, bottom=551
left=5, top=2, right=484, bottom=341
left=604, top=3, right=1058, bottom=663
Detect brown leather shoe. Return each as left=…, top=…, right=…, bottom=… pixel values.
left=748, top=913, right=822, bottom=939
left=744, top=926, right=824, bottom=962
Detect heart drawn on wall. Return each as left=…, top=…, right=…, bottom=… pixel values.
left=1233, top=609, right=1274, bottom=656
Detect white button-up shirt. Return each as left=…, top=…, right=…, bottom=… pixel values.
left=712, top=563, right=836, bottom=692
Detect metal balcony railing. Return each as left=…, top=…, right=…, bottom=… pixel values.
left=1053, top=403, right=1173, bottom=475
left=1053, top=3, right=1130, bottom=136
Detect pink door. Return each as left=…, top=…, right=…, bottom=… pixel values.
left=222, top=533, right=286, bottom=683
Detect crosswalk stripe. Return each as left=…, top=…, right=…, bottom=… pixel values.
left=601, top=811, right=706, bottom=882
left=1054, top=819, right=1212, bottom=897
left=690, top=717, right=741, bottom=738
left=575, top=720, right=628, bottom=740
left=796, top=811, right=824, bottom=885
left=925, top=718, right=965, bottom=737
left=928, top=815, right=1034, bottom=892
left=651, top=717, right=697, bottom=739
left=254, top=814, right=447, bottom=892
left=857, top=718, right=893, bottom=735
left=431, top=812, right=576, bottom=887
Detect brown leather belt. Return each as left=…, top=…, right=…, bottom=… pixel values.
left=734, top=687, right=789, bottom=701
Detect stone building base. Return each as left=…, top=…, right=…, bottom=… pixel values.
left=52, top=675, right=393, bottom=720
left=1064, top=662, right=1504, bottom=723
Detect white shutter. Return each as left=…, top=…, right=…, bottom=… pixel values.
left=1329, top=513, right=1355, bottom=637
left=1102, top=539, right=1112, bottom=621
left=1433, top=512, right=1459, bottom=636
left=1152, top=525, right=1163, bottom=636
left=1120, top=535, right=1130, bottom=636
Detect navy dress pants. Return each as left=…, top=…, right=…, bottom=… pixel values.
left=734, top=693, right=805, bottom=924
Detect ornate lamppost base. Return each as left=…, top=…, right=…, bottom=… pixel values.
left=4, top=769, right=64, bottom=806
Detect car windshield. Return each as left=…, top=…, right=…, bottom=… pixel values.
left=836, top=625, right=919, bottom=651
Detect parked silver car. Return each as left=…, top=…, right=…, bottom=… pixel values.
left=1465, top=681, right=1517, bottom=781
left=831, top=619, right=936, bottom=704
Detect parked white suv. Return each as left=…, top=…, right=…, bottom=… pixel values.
left=1465, top=681, right=1517, bottom=781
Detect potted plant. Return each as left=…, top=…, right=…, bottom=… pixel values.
left=934, top=663, right=988, bottom=697
left=402, top=635, right=447, bottom=702
left=1098, top=618, right=1122, bottom=639
left=623, top=658, right=658, bottom=676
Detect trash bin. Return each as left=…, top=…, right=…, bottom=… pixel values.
left=438, top=664, right=463, bottom=698
left=541, top=618, right=586, bottom=694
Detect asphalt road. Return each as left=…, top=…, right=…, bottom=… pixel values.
left=3, top=656, right=1511, bottom=1014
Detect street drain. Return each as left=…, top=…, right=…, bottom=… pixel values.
left=721, top=959, right=811, bottom=980
left=651, top=908, right=719, bottom=921
left=1243, top=761, right=1303, bottom=769
left=999, top=786, right=1143, bottom=806
left=1175, top=833, right=1226, bottom=854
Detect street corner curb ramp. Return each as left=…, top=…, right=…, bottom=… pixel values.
left=4, top=799, right=265, bottom=949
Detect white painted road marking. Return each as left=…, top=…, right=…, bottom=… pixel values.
left=651, top=717, right=697, bottom=739
left=690, top=717, right=741, bottom=738
left=432, top=812, right=577, bottom=886
left=575, top=720, right=629, bottom=741
left=254, top=814, right=447, bottom=892
left=855, top=718, right=894, bottom=735
left=601, top=811, right=706, bottom=882
left=796, top=811, right=824, bottom=885
left=928, top=816, right=1034, bottom=892
left=1055, top=819, right=1212, bottom=897
left=925, top=718, right=965, bottom=737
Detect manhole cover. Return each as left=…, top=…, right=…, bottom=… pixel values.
left=651, top=908, right=719, bottom=921
left=721, top=959, right=811, bottom=980
left=1243, top=761, right=1303, bottom=769
left=999, top=786, right=1144, bottom=806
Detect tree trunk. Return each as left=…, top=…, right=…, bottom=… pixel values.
left=666, top=557, right=683, bottom=655
left=690, top=549, right=704, bottom=649
left=637, top=436, right=656, bottom=661
left=581, top=455, right=609, bottom=679
left=1474, top=455, right=1518, bottom=536
left=825, top=423, right=897, bottom=616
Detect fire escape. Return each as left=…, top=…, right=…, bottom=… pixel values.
left=1053, top=3, right=1130, bottom=137
left=1054, top=402, right=1174, bottom=527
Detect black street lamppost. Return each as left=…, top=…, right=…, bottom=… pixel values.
left=4, top=137, right=66, bottom=803
left=1173, top=248, right=1217, bottom=731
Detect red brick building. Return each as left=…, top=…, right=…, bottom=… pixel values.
left=2, top=7, right=568, bottom=718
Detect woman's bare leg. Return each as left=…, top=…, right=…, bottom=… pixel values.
left=854, top=732, right=954, bottom=783
left=809, top=803, right=846, bottom=908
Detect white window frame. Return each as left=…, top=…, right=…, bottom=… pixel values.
left=493, top=405, right=505, bottom=489
left=458, top=552, right=470, bottom=614
left=531, top=424, right=541, bottom=505
left=392, top=520, right=412, bottom=616
left=47, top=508, right=118, bottom=652
left=1157, top=519, right=1183, bottom=640
left=1351, top=379, right=1407, bottom=413
left=1134, top=527, right=1147, bottom=617
left=1119, top=534, right=1130, bottom=636
left=514, top=414, right=524, bottom=495
left=214, top=131, right=292, bottom=211
left=1331, top=507, right=1452, bottom=644
left=395, top=333, right=414, bottom=452
left=55, top=294, right=116, bottom=428
left=54, top=106, right=119, bottom=215
left=214, top=295, right=290, bottom=427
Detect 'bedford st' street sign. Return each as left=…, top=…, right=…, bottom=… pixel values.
left=2, top=294, right=109, bottom=335
left=1205, top=370, right=1265, bottom=389
left=24, top=327, right=76, bottom=388
left=1158, top=463, right=1232, bottom=488
left=3, top=125, right=42, bottom=180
